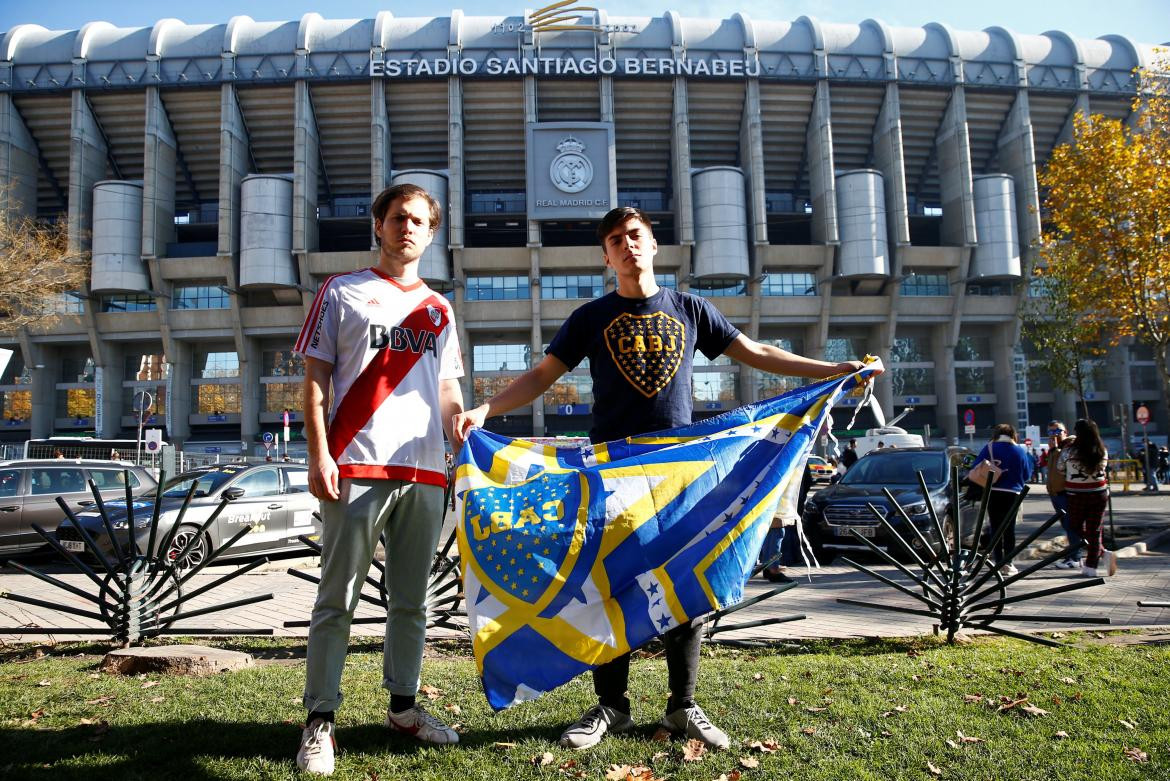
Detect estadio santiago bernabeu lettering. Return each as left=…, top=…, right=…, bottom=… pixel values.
left=368, top=323, right=438, bottom=356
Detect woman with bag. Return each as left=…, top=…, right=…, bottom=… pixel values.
left=972, top=424, right=1034, bottom=575
left=1051, top=419, right=1114, bottom=578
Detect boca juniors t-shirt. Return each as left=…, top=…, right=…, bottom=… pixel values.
left=547, top=288, right=739, bottom=443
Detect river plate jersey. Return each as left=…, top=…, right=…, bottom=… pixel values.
left=547, top=288, right=739, bottom=443
left=294, top=267, right=463, bottom=486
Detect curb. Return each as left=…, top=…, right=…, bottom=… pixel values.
left=1023, top=525, right=1170, bottom=561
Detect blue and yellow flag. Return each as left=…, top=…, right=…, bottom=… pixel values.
left=456, top=362, right=880, bottom=710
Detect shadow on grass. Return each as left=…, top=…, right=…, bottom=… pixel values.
left=0, top=718, right=576, bottom=780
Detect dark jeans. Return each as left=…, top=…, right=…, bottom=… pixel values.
left=1069, top=491, right=1109, bottom=568
left=594, top=618, right=703, bottom=714
left=1050, top=491, right=1083, bottom=561
left=987, top=490, right=1020, bottom=565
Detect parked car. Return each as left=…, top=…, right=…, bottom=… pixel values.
left=802, top=447, right=975, bottom=563
left=0, top=459, right=157, bottom=555
left=805, top=455, right=835, bottom=483
left=55, top=462, right=320, bottom=568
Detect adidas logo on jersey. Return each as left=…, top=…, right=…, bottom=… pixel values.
left=367, top=298, right=381, bottom=306
left=369, top=323, right=438, bottom=356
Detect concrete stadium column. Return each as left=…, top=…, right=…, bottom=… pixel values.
left=806, top=81, right=838, bottom=245
left=873, top=320, right=895, bottom=422
left=873, top=83, right=911, bottom=252
left=142, top=87, right=177, bottom=261
left=239, top=337, right=261, bottom=449
left=1106, top=345, right=1134, bottom=431
left=933, top=325, right=958, bottom=443
left=293, top=81, right=320, bottom=258
left=96, top=343, right=125, bottom=438
left=447, top=75, right=465, bottom=253
left=68, top=91, right=108, bottom=255
left=740, top=79, right=767, bottom=403
left=217, top=84, right=251, bottom=259
left=166, top=341, right=192, bottom=445
left=23, top=341, right=58, bottom=439
left=991, top=324, right=1017, bottom=427
left=0, top=94, right=39, bottom=220
left=996, top=91, right=1041, bottom=272
left=522, top=71, right=545, bottom=436
left=671, top=76, right=694, bottom=249
left=936, top=88, right=976, bottom=247
left=370, top=77, right=390, bottom=214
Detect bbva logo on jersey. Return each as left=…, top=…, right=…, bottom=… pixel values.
left=368, top=323, right=438, bottom=356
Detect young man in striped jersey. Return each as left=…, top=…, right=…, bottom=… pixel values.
left=294, top=183, right=465, bottom=775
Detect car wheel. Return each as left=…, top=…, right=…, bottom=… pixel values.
left=166, top=524, right=210, bottom=571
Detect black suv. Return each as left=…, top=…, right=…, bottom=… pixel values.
left=802, top=447, right=975, bottom=563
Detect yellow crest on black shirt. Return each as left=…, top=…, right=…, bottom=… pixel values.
left=603, top=312, right=686, bottom=398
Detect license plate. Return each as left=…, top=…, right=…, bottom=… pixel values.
left=61, top=540, right=85, bottom=552
left=835, top=525, right=876, bottom=538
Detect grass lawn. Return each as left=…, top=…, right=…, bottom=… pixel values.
left=0, top=633, right=1166, bottom=780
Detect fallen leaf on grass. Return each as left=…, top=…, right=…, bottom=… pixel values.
left=880, top=730, right=892, bottom=737
left=746, top=738, right=779, bottom=753
left=683, top=738, right=707, bottom=762
left=141, top=680, right=161, bottom=689
left=1059, top=677, right=1076, bottom=685
left=444, top=704, right=461, bottom=715
left=150, top=696, right=164, bottom=704
left=1054, top=731, right=1070, bottom=740
left=787, top=697, right=799, bottom=706
left=651, top=752, right=669, bottom=762
left=713, top=773, right=741, bottom=781
left=739, top=756, right=759, bottom=768
left=419, top=685, right=444, bottom=700
left=531, top=752, right=555, bottom=767
left=85, top=695, right=115, bottom=706
left=492, top=742, right=517, bottom=750
left=857, top=728, right=872, bottom=738
left=805, top=706, right=828, bottom=713
left=1020, top=705, right=1049, bottom=717
left=651, top=727, right=673, bottom=743
left=996, top=696, right=1029, bottom=712
left=893, top=705, right=909, bottom=713
left=1123, top=748, right=1148, bottom=763
left=1119, top=719, right=1136, bottom=730
left=87, top=673, right=100, bottom=679
left=962, top=694, right=983, bottom=704
left=955, top=731, right=984, bottom=744
left=946, top=739, right=959, bottom=750
left=36, top=680, right=51, bottom=687
left=927, top=761, right=943, bottom=776
left=800, top=727, right=816, bottom=736
left=752, top=672, right=764, bottom=681
left=605, top=764, right=632, bottom=780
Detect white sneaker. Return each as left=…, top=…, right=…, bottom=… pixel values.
left=1082, top=565, right=1098, bottom=578
left=1100, top=550, right=1118, bottom=577
left=1053, top=559, right=1079, bottom=570
left=558, top=704, right=635, bottom=749
left=296, top=718, right=336, bottom=775
left=386, top=704, right=459, bottom=744
left=1002, top=563, right=1019, bottom=577
left=660, top=702, right=730, bottom=749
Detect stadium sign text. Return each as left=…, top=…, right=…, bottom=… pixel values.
left=368, top=55, right=761, bottom=79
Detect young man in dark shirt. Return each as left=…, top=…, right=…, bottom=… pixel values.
left=452, top=206, right=873, bottom=751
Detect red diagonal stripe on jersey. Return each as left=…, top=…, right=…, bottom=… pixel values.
left=326, top=295, right=449, bottom=462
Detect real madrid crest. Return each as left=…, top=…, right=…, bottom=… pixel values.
left=550, top=136, right=593, bottom=194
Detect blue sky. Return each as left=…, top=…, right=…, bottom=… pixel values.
left=1, top=0, right=1166, bottom=43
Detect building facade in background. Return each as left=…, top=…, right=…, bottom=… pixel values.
left=0, top=10, right=1162, bottom=454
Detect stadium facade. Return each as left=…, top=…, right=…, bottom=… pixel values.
left=0, top=9, right=1163, bottom=455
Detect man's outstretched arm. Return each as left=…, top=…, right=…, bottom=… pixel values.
left=723, top=334, right=880, bottom=379
left=451, top=354, right=570, bottom=450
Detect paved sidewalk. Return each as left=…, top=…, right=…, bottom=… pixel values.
left=1, top=493, right=1167, bottom=645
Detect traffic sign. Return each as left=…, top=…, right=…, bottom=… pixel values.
left=1136, top=405, right=1150, bottom=425
left=964, top=424, right=976, bottom=435
left=963, top=408, right=975, bottom=426
left=262, top=432, right=275, bottom=444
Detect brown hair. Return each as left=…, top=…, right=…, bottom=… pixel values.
left=992, top=423, right=1017, bottom=441
left=597, top=206, right=653, bottom=246
left=371, top=184, right=442, bottom=235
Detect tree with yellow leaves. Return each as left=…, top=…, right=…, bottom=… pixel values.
left=0, top=190, right=88, bottom=332
left=1036, top=62, right=1170, bottom=423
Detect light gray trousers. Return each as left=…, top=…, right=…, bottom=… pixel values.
left=303, top=478, right=445, bottom=713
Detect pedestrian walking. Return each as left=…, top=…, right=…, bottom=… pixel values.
left=1052, top=419, right=1115, bottom=578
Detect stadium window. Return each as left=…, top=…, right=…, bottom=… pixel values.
left=100, top=294, right=156, bottom=313
left=541, top=274, right=603, bottom=300
left=172, top=284, right=231, bottom=309
left=693, top=278, right=746, bottom=298
left=900, top=273, right=949, bottom=296
left=761, top=272, right=817, bottom=296
left=465, top=275, right=530, bottom=301
left=655, top=273, right=677, bottom=290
